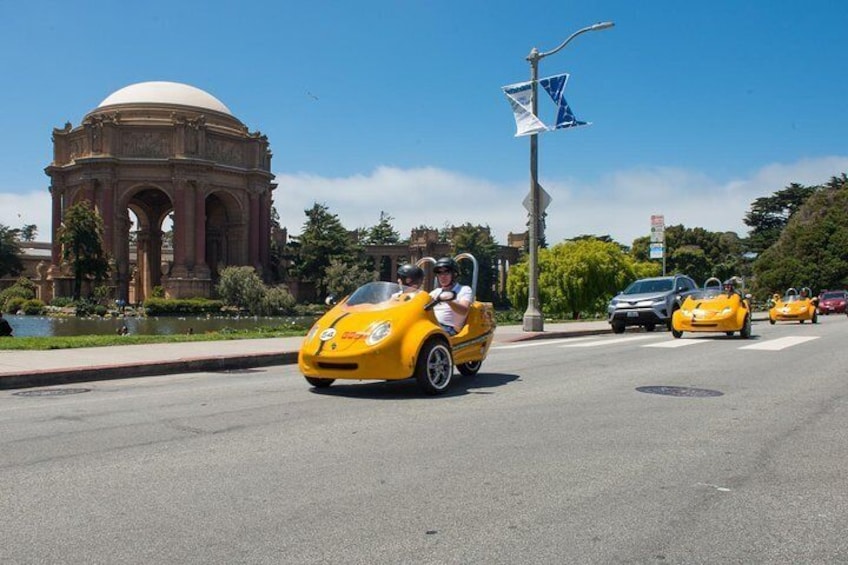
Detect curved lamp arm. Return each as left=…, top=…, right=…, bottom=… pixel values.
left=529, top=21, right=615, bottom=62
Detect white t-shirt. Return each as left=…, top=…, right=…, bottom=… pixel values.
left=430, top=282, right=473, bottom=332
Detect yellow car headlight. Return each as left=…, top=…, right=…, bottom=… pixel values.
left=305, top=324, right=319, bottom=342
left=366, top=321, right=392, bottom=345
left=721, top=307, right=731, bottom=315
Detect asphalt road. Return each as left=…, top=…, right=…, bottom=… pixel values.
left=2, top=315, right=846, bottom=564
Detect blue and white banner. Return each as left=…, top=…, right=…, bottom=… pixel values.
left=502, top=73, right=588, bottom=136
left=539, top=73, right=588, bottom=130
left=502, top=80, right=547, bottom=137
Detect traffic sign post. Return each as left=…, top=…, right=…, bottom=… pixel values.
left=650, top=215, right=665, bottom=275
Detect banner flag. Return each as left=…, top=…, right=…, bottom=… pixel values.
left=540, top=73, right=588, bottom=129
left=502, top=81, right=547, bottom=137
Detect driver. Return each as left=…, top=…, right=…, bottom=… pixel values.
left=396, top=263, right=424, bottom=291
left=429, top=257, right=472, bottom=336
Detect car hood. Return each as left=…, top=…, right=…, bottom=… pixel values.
left=611, top=291, right=669, bottom=304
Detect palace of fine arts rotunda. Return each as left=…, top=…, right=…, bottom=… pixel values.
left=43, top=81, right=276, bottom=303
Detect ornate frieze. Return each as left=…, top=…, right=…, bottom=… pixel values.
left=206, top=137, right=243, bottom=166
left=122, top=131, right=172, bottom=158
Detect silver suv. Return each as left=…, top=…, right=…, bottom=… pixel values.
left=607, top=274, right=698, bottom=333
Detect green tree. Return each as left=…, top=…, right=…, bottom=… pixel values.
left=752, top=175, right=848, bottom=296
left=631, top=225, right=745, bottom=284
left=324, top=257, right=377, bottom=298
left=0, top=224, right=24, bottom=280
left=19, top=224, right=38, bottom=242
left=290, top=203, right=367, bottom=299
left=744, top=182, right=817, bottom=255
left=450, top=223, right=499, bottom=303
left=507, top=238, right=654, bottom=319
left=57, top=201, right=110, bottom=300
left=361, top=211, right=401, bottom=245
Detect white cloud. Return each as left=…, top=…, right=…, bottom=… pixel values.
left=3, top=157, right=847, bottom=247
left=274, top=158, right=848, bottom=246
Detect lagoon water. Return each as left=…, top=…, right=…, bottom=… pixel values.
left=3, top=314, right=313, bottom=338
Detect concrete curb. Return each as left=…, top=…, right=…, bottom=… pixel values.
left=0, top=352, right=298, bottom=390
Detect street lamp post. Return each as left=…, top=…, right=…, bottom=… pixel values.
left=523, top=21, right=614, bottom=332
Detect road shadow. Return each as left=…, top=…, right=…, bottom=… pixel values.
left=307, top=371, right=521, bottom=400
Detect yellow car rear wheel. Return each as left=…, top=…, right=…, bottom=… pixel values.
left=458, top=360, right=482, bottom=376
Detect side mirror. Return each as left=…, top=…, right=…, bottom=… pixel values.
left=324, top=295, right=337, bottom=307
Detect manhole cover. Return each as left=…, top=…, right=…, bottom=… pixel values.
left=13, top=388, right=91, bottom=397
left=636, top=386, right=723, bottom=397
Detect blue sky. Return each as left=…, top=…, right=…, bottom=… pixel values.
left=2, top=0, right=847, bottom=246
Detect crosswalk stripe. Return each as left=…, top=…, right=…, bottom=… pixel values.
left=739, top=336, right=819, bottom=351
left=644, top=339, right=709, bottom=348
left=494, top=337, right=594, bottom=350
left=560, top=334, right=663, bottom=347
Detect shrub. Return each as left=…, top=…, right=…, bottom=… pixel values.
left=4, top=297, right=26, bottom=314
left=93, top=305, right=108, bottom=317
left=260, top=285, right=297, bottom=315
left=50, top=296, right=74, bottom=307
left=216, top=267, right=265, bottom=314
left=143, top=297, right=225, bottom=316
left=21, top=299, right=46, bottom=315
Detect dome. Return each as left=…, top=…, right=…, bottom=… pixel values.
left=97, top=81, right=233, bottom=115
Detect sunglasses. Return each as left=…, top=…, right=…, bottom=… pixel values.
left=434, top=270, right=451, bottom=275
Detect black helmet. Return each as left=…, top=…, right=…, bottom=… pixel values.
left=434, top=257, right=459, bottom=274
left=723, top=277, right=737, bottom=291
left=397, top=263, right=424, bottom=286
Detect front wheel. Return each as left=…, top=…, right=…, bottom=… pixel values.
left=415, top=340, right=453, bottom=395
left=769, top=317, right=776, bottom=325
left=671, top=328, right=683, bottom=339
left=305, top=376, right=334, bottom=388
left=457, top=360, right=482, bottom=376
left=611, top=321, right=625, bottom=334
left=645, top=323, right=656, bottom=332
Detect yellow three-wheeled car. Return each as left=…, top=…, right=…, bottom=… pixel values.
left=298, top=253, right=495, bottom=395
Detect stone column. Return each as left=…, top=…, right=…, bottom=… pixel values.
left=194, top=186, right=209, bottom=277
left=249, top=192, right=260, bottom=270
left=170, top=179, right=188, bottom=277
left=49, top=184, right=63, bottom=266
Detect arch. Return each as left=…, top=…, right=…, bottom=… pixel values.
left=204, top=190, right=245, bottom=282
left=122, top=186, right=174, bottom=303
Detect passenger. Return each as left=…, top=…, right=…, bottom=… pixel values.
left=723, top=278, right=740, bottom=297
left=396, top=263, right=424, bottom=291
left=429, top=257, right=472, bottom=336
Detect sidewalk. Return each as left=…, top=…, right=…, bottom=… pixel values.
left=0, top=320, right=612, bottom=390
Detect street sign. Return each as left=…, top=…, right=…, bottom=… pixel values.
left=649, top=243, right=664, bottom=259
left=523, top=184, right=552, bottom=213
left=650, top=214, right=665, bottom=243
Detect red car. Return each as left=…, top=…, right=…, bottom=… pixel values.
left=817, top=290, right=847, bottom=315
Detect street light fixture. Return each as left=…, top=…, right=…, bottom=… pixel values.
left=523, top=21, right=614, bottom=332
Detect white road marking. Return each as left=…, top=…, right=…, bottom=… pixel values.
left=644, top=339, right=710, bottom=348
left=560, top=334, right=663, bottom=347
left=739, top=336, right=819, bottom=350
left=494, top=337, right=595, bottom=350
